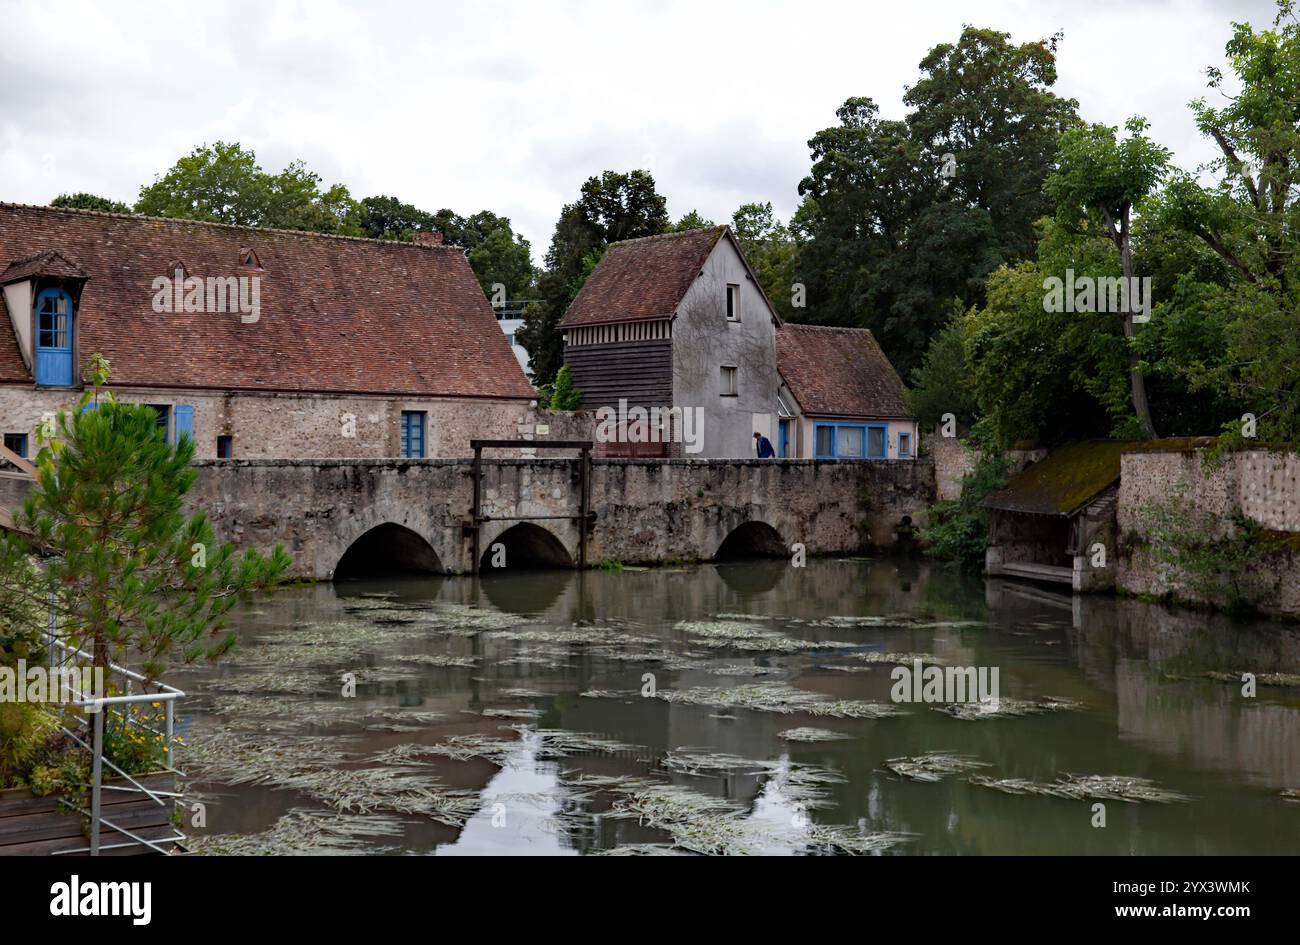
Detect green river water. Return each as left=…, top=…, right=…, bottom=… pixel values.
left=173, top=558, right=1300, bottom=855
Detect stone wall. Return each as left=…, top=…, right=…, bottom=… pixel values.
left=1117, top=447, right=1300, bottom=615
left=0, top=384, right=596, bottom=460
left=927, top=433, right=1046, bottom=502
left=928, top=434, right=974, bottom=501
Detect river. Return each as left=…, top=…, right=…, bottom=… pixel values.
left=172, top=558, right=1300, bottom=855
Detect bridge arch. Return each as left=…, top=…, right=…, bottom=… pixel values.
left=714, top=520, right=787, bottom=560
left=480, top=521, right=574, bottom=571
left=334, top=522, right=442, bottom=581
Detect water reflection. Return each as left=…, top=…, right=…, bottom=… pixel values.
left=435, top=732, right=575, bottom=857
left=177, top=559, right=1300, bottom=855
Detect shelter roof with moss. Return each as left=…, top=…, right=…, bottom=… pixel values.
left=983, top=440, right=1129, bottom=517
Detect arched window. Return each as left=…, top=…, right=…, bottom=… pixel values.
left=35, top=287, right=74, bottom=386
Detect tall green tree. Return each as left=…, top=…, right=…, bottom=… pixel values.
left=963, top=222, right=1133, bottom=447
left=358, top=195, right=437, bottom=239
left=1044, top=118, right=1171, bottom=438
left=135, top=142, right=363, bottom=235
left=796, top=27, right=1078, bottom=376
left=731, top=202, right=799, bottom=319
left=50, top=193, right=132, bottom=214
left=1147, top=0, right=1300, bottom=448
left=520, top=170, right=670, bottom=383
left=671, top=210, right=715, bottom=231
left=0, top=362, right=290, bottom=679
left=904, top=27, right=1079, bottom=261
left=432, top=209, right=535, bottom=299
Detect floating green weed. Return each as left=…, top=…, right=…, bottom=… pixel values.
left=884, top=752, right=991, bottom=782
left=970, top=773, right=1191, bottom=803
left=934, top=697, right=1082, bottom=720
left=779, top=727, right=852, bottom=743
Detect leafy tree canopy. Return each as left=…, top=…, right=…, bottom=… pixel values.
left=521, top=170, right=669, bottom=384
left=135, top=141, right=364, bottom=235
left=50, top=193, right=132, bottom=214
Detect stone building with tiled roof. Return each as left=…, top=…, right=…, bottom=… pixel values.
left=0, top=202, right=537, bottom=460
left=559, top=224, right=915, bottom=460
left=775, top=324, right=916, bottom=460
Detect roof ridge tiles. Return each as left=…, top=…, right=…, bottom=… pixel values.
left=781, top=322, right=874, bottom=334
left=607, top=225, right=726, bottom=248
left=0, top=201, right=467, bottom=251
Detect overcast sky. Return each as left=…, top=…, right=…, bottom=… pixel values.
left=0, top=0, right=1280, bottom=261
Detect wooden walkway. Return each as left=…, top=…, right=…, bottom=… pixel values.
left=990, top=560, right=1074, bottom=586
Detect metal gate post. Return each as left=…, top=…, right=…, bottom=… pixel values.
left=579, top=446, right=590, bottom=569
left=89, top=703, right=104, bottom=856
left=471, top=444, right=482, bottom=574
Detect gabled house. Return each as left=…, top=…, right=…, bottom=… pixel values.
left=0, top=203, right=535, bottom=460
left=559, top=226, right=782, bottom=459
left=776, top=324, right=916, bottom=460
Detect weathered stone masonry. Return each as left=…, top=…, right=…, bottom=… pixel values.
left=1117, top=447, right=1300, bottom=615
left=184, top=457, right=935, bottom=580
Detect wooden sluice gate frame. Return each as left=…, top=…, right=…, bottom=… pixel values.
left=467, top=439, right=595, bottom=574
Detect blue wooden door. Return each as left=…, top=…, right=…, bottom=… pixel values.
left=35, top=288, right=73, bottom=386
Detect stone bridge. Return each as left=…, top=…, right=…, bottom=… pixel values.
left=180, top=457, right=932, bottom=581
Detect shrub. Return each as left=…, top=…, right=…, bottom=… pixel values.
left=920, top=448, right=1010, bottom=572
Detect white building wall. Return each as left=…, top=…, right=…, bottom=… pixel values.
left=671, top=237, right=779, bottom=459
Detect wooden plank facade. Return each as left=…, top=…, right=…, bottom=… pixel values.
left=564, top=338, right=673, bottom=412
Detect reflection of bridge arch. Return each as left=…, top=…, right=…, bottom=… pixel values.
left=334, top=522, right=442, bottom=581
left=479, top=522, right=574, bottom=571
left=714, top=520, right=787, bottom=560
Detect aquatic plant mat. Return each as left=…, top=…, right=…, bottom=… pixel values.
left=885, top=753, right=991, bottom=782
left=178, top=585, right=1254, bottom=854
left=969, top=774, right=1192, bottom=804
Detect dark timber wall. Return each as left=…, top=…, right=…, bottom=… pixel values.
left=564, top=340, right=672, bottom=411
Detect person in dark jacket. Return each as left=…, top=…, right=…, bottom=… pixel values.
left=754, top=431, right=776, bottom=458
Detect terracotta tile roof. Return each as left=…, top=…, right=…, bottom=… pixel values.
left=559, top=226, right=726, bottom=328
left=777, top=324, right=910, bottom=419
left=1, top=249, right=89, bottom=285
left=0, top=202, right=534, bottom=399
left=983, top=440, right=1127, bottom=516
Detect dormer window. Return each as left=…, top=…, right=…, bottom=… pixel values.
left=240, top=248, right=263, bottom=271
left=35, top=287, right=74, bottom=386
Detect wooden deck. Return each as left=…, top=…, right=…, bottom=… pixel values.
left=0, top=772, right=180, bottom=856
left=989, top=561, right=1074, bottom=586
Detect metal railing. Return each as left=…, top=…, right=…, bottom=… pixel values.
left=45, top=634, right=187, bottom=856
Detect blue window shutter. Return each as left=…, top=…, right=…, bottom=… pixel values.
left=174, top=405, right=194, bottom=443
left=401, top=411, right=426, bottom=458
left=80, top=402, right=97, bottom=413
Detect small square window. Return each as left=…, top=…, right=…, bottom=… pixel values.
left=145, top=404, right=170, bottom=438
left=726, top=284, right=740, bottom=321
left=898, top=432, right=912, bottom=457
left=217, top=435, right=233, bottom=459
left=720, top=365, right=737, bottom=396
left=3, top=432, right=28, bottom=459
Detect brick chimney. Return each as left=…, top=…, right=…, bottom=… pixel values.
left=414, top=231, right=443, bottom=246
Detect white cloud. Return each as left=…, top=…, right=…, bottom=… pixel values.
left=0, top=0, right=1280, bottom=261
